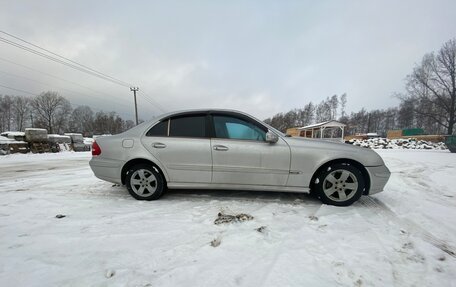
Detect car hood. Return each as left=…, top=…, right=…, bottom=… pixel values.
left=283, top=136, right=385, bottom=166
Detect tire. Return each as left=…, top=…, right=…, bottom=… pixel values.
left=313, top=163, right=365, bottom=206
left=125, top=164, right=165, bottom=200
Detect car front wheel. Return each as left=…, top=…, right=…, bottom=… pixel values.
left=125, top=164, right=165, bottom=200
left=314, top=163, right=365, bottom=206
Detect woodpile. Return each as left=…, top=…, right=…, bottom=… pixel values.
left=0, top=136, right=29, bottom=155
left=24, top=128, right=50, bottom=153
left=1, top=131, right=26, bottom=141
left=25, top=128, right=48, bottom=142
left=1, top=129, right=92, bottom=155
left=47, top=134, right=72, bottom=144
left=386, top=130, right=403, bottom=139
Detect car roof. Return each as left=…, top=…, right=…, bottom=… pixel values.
left=153, top=109, right=255, bottom=121
left=121, top=108, right=285, bottom=137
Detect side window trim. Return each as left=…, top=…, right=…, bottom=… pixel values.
left=205, top=114, right=214, bottom=138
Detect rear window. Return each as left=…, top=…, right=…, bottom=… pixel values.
left=169, top=115, right=206, bottom=138
left=146, top=120, right=168, bottom=136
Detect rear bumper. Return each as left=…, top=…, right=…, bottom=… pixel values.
left=365, top=165, right=391, bottom=195
left=89, top=157, right=123, bottom=184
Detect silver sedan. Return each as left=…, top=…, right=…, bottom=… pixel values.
left=89, top=109, right=390, bottom=206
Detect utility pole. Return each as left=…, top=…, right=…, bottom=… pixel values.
left=130, top=87, right=139, bottom=125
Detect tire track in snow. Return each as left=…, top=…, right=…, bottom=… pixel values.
left=359, top=196, right=456, bottom=258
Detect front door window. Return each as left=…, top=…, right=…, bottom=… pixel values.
left=213, top=115, right=266, bottom=141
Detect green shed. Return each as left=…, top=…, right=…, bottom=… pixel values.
left=446, top=135, right=456, bottom=153
left=402, top=128, right=424, bottom=136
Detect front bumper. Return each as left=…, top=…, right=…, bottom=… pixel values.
left=89, top=157, right=124, bottom=184
left=365, top=165, right=391, bottom=195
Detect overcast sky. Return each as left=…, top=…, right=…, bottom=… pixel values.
left=1, top=0, right=456, bottom=121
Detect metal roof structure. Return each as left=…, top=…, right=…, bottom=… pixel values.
left=298, top=120, right=346, bottom=130
left=296, top=120, right=346, bottom=141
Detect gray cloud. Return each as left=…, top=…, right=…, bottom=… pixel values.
left=1, top=0, right=455, bottom=120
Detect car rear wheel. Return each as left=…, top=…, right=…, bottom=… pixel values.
left=314, top=163, right=365, bottom=206
left=125, top=164, right=165, bottom=200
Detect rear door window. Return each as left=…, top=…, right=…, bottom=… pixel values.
left=146, top=120, right=168, bottom=136
left=169, top=115, right=207, bottom=138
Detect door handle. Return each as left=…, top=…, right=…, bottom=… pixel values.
left=152, top=142, right=167, bottom=149
left=213, top=145, right=228, bottom=151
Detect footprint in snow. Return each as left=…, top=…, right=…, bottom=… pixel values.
left=105, top=269, right=115, bottom=278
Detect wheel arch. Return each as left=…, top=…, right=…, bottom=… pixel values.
left=309, top=158, right=371, bottom=195
left=121, top=158, right=168, bottom=185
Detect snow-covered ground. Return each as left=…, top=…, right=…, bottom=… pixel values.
left=0, top=150, right=455, bottom=287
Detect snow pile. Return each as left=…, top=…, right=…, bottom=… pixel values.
left=348, top=137, right=447, bottom=150
left=47, top=134, right=71, bottom=144
left=0, top=136, right=13, bottom=144
left=83, top=137, right=94, bottom=145
left=0, top=136, right=26, bottom=145
left=1, top=131, right=26, bottom=141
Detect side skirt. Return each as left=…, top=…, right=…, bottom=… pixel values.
left=167, top=182, right=309, bottom=193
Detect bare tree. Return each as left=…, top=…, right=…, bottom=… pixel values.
left=70, top=105, right=94, bottom=134
left=299, top=102, right=315, bottom=126
left=329, top=95, right=339, bottom=119
left=124, top=120, right=135, bottom=131
left=12, top=96, right=31, bottom=131
left=0, top=95, right=13, bottom=132
left=340, top=93, right=347, bottom=117
left=54, top=100, right=72, bottom=134
left=397, top=98, right=414, bottom=129
left=404, top=38, right=456, bottom=135
left=346, top=108, right=368, bottom=135
left=315, top=98, right=332, bottom=122
left=384, top=107, right=398, bottom=132
left=32, top=91, right=72, bottom=134
left=93, top=111, right=125, bottom=134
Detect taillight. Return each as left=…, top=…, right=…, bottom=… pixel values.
left=92, top=141, right=101, bottom=156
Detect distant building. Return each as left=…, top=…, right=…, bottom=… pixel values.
left=287, top=120, right=346, bottom=142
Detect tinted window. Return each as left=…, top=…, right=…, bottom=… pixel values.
left=146, top=120, right=168, bottom=136
left=169, top=115, right=206, bottom=138
left=213, top=115, right=266, bottom=141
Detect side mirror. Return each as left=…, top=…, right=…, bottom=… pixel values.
left=266, top=131, right=279, bottom=143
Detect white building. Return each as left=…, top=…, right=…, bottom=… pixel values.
left=297, top=120, right=346, bottom=142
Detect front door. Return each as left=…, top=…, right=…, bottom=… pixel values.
left=210, top=114, right=291, bottom=186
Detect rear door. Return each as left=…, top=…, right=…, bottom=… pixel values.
left=141, top=114, right=212, bottom=184
left=210, top=113, right=291, bottom=186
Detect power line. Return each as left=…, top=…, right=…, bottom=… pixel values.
left=0, top=36, right=131, bottom=87
left=0, top=56, right=127, bottom=100
left=0, top=83, right=37, bottom=96
left=0, top=30, right=134, bottom=87
left=0, top=56, right=165, bottom=115
left=141, top=93, right=167, bottom=113
left=0, top=30, right=167, bottom=115
left=0, top=82, right=136, bottom=118
left=0, top=69, right=131, bottom=109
